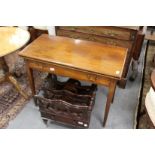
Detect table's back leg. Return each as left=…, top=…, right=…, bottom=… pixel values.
left=103, top=80, right=117, bottom=126
left=111, top=85, right=116, bottom=104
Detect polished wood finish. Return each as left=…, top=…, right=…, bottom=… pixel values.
left=28, top=61, right=112, bottom=87
left=56, top=26, right=144, bottom=87
left=20, top=35, right=127, bottom=78
left=0, top=27, right=30, bottom=99
left=19, top=34, right=127, bottom=126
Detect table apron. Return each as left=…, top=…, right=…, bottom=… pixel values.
left=27, top=60, right=118, bottom=87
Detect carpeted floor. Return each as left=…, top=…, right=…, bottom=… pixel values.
left=0, top=73, right=45, bottom=128
left=0, top=81, right=28, bottom=128
left=0, top=52, right=45, bottom=128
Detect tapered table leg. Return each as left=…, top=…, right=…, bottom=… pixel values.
left=26, top=63, right=37, bottom=105
left=26, top=63, right=36, bottom=95
left=103, top=80, right=117, bottom=126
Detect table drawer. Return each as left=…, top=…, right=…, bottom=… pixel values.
left=28, top=61, right=112, bottom=86
left=58, top=26, right=136, bottom=41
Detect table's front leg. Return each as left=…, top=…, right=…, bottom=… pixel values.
left=26, top=62, right=38, bottom=105
left=26, top=62, right=36, bottom=96
left=103, top=80, right=117, bottom=126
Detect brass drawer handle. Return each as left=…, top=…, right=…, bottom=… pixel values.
left=87, top=74, right=98, bottom=81
left=49, top=67, right=55, bottom=71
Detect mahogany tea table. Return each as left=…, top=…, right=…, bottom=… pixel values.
left=19, top=34, right=127, bottom=126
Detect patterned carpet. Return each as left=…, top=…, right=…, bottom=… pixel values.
left=137, top=42, right=155, bottom=128
left=0, top=52, right=44, bottom=128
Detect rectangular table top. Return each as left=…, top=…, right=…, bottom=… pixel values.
left=19, top=34, right=127, bottom=78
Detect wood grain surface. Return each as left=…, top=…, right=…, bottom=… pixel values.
left=19, top=34, right=127, bottom=78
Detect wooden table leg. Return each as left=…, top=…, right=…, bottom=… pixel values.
left=103, top=80, right=117, bottom=126
left=26, top=63, right=36, bottom=95
left=26, top=63, right=38, bottom=105
left=111, top=86, right=116, bottom=104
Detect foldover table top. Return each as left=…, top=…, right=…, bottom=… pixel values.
left=0, top=27, right=30, bottom=57
left=19, top=34, right=128, bottom=78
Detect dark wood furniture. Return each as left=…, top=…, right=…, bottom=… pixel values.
left=19, top=34, right=127, bottom=126
left=35, top=77, right=97, bottom=128
left=0, top=27, right=30, bottom=99
left=56, top=26, right=144, bottom=88
left=28, top=26, right=48, bottom=42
